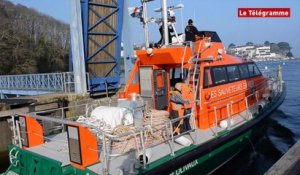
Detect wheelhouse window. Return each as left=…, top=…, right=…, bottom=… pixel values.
left=227, top=65, right=240, bottom=82
left=205, top=63, right=261, bottom=88
left=204, top=68, right=213, bottom=87
left=239, top=64, right=250, bottom=79
left=248, top=63, right=261, bottom=77
left=212, top=67, right=228, bottom=85
left=170, top=68, right=188, bottom=87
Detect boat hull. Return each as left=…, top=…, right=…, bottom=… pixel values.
left=140, top=85, right=286, bottom=175
left=4, top=86, right=285, bottom=175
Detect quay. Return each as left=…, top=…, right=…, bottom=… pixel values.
left=265, top=140, right=300, bottom=175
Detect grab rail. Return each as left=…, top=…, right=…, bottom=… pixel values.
left=209, top=77, right=282, bottom=131
left=205, top=77, right=275, bottom=105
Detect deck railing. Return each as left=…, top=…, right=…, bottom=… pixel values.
left=8, top=80, right=282, bottom=174
left=8, top=98, right=196, bottom=174
left=6, top=68, right=284, bottom=174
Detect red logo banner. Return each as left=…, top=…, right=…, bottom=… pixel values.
left=238, top=8, right=290, bottom=18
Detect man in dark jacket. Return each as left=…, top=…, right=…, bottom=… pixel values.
left=157, top=24, right=174, bottom=47
left=185, top=19, right=199, bottom=55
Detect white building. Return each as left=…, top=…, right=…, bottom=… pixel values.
left=255, top=46, right=271, bottom=58
left=227, top=44, right=284, bottom=61
left=229, top=45, right=255, bottom=59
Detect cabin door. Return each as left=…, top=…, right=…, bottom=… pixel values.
left=139, top=67, right=154, bottom=107
left=153, top=69, right=168, bottom=110
left=139, top=67, right=168, bottom=110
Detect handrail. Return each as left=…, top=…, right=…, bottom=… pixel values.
left=205, top=85, right=267, bottom=116
left=13, top=110, right=194, bottom=172
left=203, top=77, right=282, bottom=130
left=27, top=108, right=193, bottom=142
left=181, top=45, right=187, bottom=79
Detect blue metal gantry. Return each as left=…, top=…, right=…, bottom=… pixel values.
left=81, top=0, right=124, bottom=93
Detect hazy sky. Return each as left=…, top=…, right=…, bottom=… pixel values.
left=10, top=0, right=300, bottom=57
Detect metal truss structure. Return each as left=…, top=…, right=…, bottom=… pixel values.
left=81, top=0, right=124, bottom=92
left=0, top=72, right=74, bottom=96
left=0, top=1, right=125, bottom=97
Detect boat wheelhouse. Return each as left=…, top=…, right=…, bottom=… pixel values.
left=123, top=30, right=270, bottom=131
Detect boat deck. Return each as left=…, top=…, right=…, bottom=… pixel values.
left=88, top=107, right=254, bottom=174
left=27, top=133, right=70, bottom=166
left=25, top=107, right=256, bottom=175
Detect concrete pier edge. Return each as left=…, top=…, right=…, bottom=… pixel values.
left=265, top=140, right=300, bottom=175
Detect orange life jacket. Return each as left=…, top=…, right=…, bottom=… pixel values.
left=170, top=101, right=184, bottom=134
left=170, top=91, right=185, bottom=134
left=170, top=91, right=185, bottom=116
left=181, top=84, right=194, bottom=109
left=170, top=101, right=184, bottom=117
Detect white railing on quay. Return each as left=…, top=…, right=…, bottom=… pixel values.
left=0, top=72, right=75, bottom=93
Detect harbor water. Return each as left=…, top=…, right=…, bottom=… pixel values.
left=0, top=60, right=300, bottom=174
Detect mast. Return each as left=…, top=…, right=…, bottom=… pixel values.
left=142, top=0, right=150, bottom=48
left=161, top=0, right=169, bottom=46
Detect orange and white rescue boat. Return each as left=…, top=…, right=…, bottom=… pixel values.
left=4, top=1, right=286, bottom=175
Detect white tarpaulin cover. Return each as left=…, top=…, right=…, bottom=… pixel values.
left=77, top=106, right=133, bottom=132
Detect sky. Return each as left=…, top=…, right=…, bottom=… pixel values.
left=9, top=0, right=300, bottom=57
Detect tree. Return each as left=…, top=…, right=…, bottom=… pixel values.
left=246, top=42, right=253, bottom=46
left=0, top=0, right=69, bottom=75
left=228, top=43, right=236, bottom=48
left=277, top=42, right=291, bottom=51
left=264, top=41, right=270, bottom=46
left=270, top=43, right=280, bottom=53
left=287, top=52, right=293, bottom=58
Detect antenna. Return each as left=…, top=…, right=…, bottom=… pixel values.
left=142, top=1, right=150, bottom=48
left=155, top=1, right=184, bottom=46
left=193, top=10, right=196, bottom=26
left=154, top=3, right=184, bottom=12
left=180, top=0, right=184, bottom=32
left=130, top=0, right=184, bottom=47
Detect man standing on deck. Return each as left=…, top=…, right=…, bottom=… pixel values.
left=181, top=83, right=193, bottom=131
left=170, top=83, right=191, bottom=134
left=185, top=19, right=199, bottom=55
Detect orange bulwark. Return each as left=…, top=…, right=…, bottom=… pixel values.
left=67, top=124, right=99, bottom=170
left=19, top=115, right=44, bottom=149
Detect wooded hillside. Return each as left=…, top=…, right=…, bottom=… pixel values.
left=0, top=0, right=70, bottom=75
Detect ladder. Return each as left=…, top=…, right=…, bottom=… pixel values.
left=185, top=55, right=201, bottom=133
left=187, top=56, right=201, bottom=102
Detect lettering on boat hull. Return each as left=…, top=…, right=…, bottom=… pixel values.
left=169, top=160, right=199, bottom=175
left=209, top=81, right=254, bottom=99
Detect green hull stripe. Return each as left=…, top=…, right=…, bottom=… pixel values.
left=138, top=130, right=252, bottom=174
left=5, top=145, right=97, bottom=175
